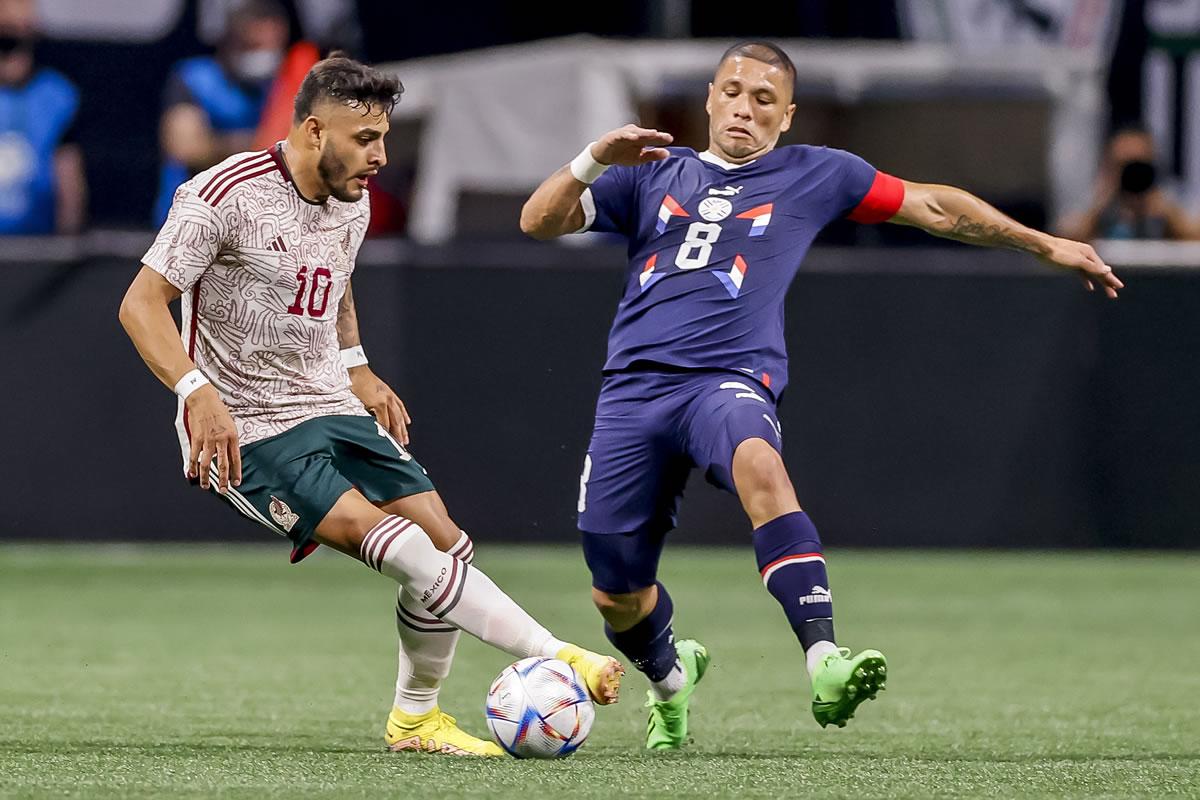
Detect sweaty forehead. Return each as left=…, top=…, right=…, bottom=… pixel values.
left=714, top=56, right=792, bottom=94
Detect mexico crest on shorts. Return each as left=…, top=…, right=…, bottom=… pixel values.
left=269, top=496, right=299, bottom=531
left=698, top=197, right=733, bottom=221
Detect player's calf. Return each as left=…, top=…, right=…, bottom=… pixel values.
left=732, top=438, right=801, bottom=528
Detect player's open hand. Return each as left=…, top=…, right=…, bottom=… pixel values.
left=349, top=366, right=411, bottom=445
left=592, top=124, right=674, bottom=167
left=1037, top=236, right=1124, bottom=299
left=186, top=385, right=242, bottom=493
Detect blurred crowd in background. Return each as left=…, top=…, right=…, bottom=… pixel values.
left=0, top=0, right=1194, bottom=243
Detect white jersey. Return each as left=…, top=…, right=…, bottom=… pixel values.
left=142, top=144, right=371, bottom=469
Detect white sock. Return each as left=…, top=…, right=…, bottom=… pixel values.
left=805, top=639, right=840, bottom=678
left=649, top=660, right=685, bottom=701
left=363, top=516, right=564, bottom=660
left=391, top=532, right=477, bottom=715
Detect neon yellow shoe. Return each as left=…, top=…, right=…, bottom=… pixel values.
left=385, top=706, right=503, bottom=756
left=556, top=644, right=625, bottom=705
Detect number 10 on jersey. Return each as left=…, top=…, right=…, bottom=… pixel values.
left=287, top=265, right=332, bottom=317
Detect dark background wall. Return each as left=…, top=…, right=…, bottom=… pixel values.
left=2, top=244, right=1196, bottom=548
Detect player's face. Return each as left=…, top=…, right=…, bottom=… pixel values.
left=705, top=57, right=796, bottom=162
left=315, top=101, right=389, bottom=203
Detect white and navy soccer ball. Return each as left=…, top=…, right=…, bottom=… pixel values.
left=484, top=657, right=594, bottom=758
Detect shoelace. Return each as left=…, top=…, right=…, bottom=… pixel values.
left=825, top=647, right=851, bottom=665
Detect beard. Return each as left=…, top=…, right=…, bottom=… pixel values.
left=317, top=143, right=361, bottom=202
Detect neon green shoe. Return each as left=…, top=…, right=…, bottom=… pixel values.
left=810, top=647, right=887, bottom=728
left=645, top=639, right=711, bottom=750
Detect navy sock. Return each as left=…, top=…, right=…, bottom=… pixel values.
left=752, top=511, right=836, bottom=651
left=603, top=582, right=678, bottom=682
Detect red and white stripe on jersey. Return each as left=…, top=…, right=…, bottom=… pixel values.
left=360, top=515, right=416, bottom=572
left=848, top=171, right=905, bottom=224
left=639, top=253, right=658, bottom=288
left=198, top=151, right=278, bottom=207
left=760, top=552, right=825, bottom=586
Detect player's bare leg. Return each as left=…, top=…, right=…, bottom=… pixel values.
left=733, top=437, right=887, bottom=728
left=316, top=490, right=623, bottom=703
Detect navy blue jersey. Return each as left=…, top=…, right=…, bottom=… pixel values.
left=581, top=145, right=903, bottom=397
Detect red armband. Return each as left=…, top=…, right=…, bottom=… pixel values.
left=848, top=171, right=905, bottom=224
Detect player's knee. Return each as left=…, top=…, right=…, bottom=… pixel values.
left=732, top=438, right=792, bottom=497
left=591, top=586, right=655, bottom=628
left=314, top=490, right=391, bottom=558
left=379, top=490, right=461, bottom=551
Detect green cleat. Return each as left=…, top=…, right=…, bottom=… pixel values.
left=644, top=639, right=711, bottom=751
left=810, top=647, right=887, bottom=729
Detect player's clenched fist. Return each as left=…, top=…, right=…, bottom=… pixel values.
left=186, top=384, right=242, bottom=493
left=591, top=124, right=674, bottom=167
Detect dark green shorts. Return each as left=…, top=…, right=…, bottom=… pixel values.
left=206, top=414, right=435, bottom=559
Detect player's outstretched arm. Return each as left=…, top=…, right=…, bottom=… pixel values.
left=519, top=124, right=673, bottom=240
left=890, top=181, right=1124, bottom=299
left=118, top=266, right=241, bottom=491
left=337, top=280, right=412, bottom=445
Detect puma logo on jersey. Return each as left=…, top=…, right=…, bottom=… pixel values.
left=708, top=185, right=743, bottom=196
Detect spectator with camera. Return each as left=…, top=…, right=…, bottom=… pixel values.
left=1059, top=125, right=1200, bottom=241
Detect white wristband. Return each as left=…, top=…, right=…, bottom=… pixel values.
left=569, top=142, right=610, bottom=184
left=174, top=369, right=210, bottom=400
left=341, top=345, right=369, bottom=369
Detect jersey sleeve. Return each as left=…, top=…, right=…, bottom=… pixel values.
left=141, top=184, right=227, bottom=292
left=576, top=164, right=640, bottom=236
left=825, top=149, right=905, bottom=224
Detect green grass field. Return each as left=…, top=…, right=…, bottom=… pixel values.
left=2, top=545, right=1198, bottom=799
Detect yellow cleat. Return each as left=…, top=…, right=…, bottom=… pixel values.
left=556, top=644, right=625, bottom=705
left=385, top=706, right=504, bottom=756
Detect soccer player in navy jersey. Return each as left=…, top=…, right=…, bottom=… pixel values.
left=521, top=41, right=1122, bottom=748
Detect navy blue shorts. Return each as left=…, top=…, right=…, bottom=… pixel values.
left=577, top=370, right=783, bottom=593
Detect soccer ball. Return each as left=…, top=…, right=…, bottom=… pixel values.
left=484, top=657, right=594, bottom=758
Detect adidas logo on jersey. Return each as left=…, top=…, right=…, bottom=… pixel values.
left=267, top=235, right=288, bottom=252
left=798, top=585, right=832, bottom=605
left=708, top=185, right=743, bottom=196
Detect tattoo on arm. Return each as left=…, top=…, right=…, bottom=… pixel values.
left=947, top=214, right=1035, bottom=252
left=336, top=281, right=361, bottom=348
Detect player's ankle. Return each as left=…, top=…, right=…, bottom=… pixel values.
left=805, top=640, right=840, bottom=678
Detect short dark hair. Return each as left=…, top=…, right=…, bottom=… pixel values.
left=717, top=41, right=796, bottom=91
left=293, top=53, right=404, bottom=123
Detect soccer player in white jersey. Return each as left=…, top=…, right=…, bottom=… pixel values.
left=119, top=54, right=623, bottom=756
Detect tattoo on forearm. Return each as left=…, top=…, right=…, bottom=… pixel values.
left=948, top=215, right=1031, bottom=251
left=336, top=283, right=360, bottom=348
